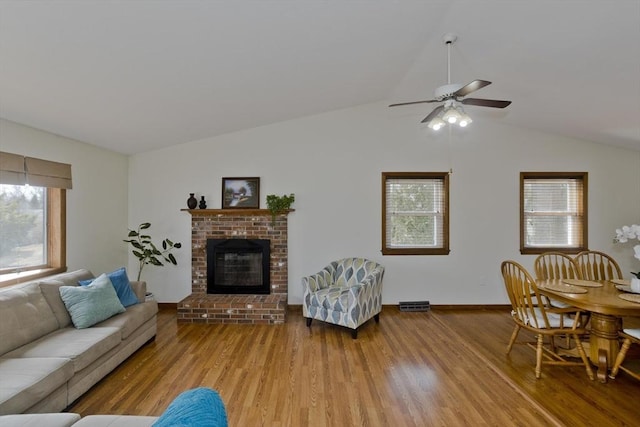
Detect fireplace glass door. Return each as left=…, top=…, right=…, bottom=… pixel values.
left=207, top=239, right=270, bottom=294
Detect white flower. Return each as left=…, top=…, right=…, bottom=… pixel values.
left=615, top=224, right=640, bottom=243
left=615, top=225, right=640, bottom=263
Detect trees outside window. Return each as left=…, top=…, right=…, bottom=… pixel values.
left=0, top=184, right=46, bottom=270
left=382, top=172, right=450, bottom=255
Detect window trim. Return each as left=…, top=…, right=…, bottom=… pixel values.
left=520, top=171, right=588, bottom=255
left=382, top=171, right=450, bottom=256
left=0, top=187, right=66, bottom=287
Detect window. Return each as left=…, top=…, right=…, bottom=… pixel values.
left=0, top=152, right=69, bottom=286
left=520, top=172, right=587, bottom=254
left=0, top=184, right=46, bottom=269
left=382, top=172, right=450, bottom=255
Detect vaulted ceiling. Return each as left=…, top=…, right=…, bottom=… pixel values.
left=1, top=1, right=639, bottom=155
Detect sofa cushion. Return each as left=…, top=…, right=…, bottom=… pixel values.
left=79, top=268, right=139, bottom=308
left=39, top=280, right=73, bottom=328
left=310, top=286, right=350, bottom=312
left=0, top=357, right=73, bottom=415
left=333, top=258, right=371, bottom=287
left=60, top=274, right=126, bottom=329
left=97, top=301, right=158, bottom=339
left=0, top=413, right=81, bottom=427
left=47, top=269, right=94, bottom=286
left=152, top=387, right=228, bottom=427
left=0, top=283, right=59, bottom=356
left=3, top=327, right=122, bottom=373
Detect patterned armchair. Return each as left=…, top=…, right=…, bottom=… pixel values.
left=301, top=258, right=384, bottom=339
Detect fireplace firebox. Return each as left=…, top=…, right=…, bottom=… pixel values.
left=206, top=239, right=270, bottom=295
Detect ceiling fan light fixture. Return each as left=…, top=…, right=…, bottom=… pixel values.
left=428, top=116, right=446, bottom=131
left=458, top=110, right=472, bottom=127
left=442, top=107, right=461, bottom=124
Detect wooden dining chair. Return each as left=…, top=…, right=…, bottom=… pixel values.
left=533, top=252, right=585, bottom=320
left=609, top=329, right=640, bottom=381
left=574, top=250, right=623, bottom=281
left=534, top=252, right=582, bottom=281
left=501, top=260, right=594, bottom=380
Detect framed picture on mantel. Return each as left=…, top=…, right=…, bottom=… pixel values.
left=222, top=177, right=260, bottom=209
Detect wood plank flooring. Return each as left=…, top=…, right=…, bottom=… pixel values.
left=68, top=307, right=639, bottom=426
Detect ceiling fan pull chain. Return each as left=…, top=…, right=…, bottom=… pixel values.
left=447, top=38, right=451, bottom=85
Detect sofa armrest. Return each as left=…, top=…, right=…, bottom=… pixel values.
left=130, top=281, right=147, bottom=303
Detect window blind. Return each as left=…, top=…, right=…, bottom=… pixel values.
left=0, top=151, right=72, bottom=189
left=523, top=177, right=584, bottom=248
left=0, top=151, right=26, bottom=185
left=385, top=177, right=445, bottom=248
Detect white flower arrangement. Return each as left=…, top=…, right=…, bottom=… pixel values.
left=614, top=224, right=640, bottom=263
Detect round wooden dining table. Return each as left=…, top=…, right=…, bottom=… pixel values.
left=536, top=278, right=640, bottom=382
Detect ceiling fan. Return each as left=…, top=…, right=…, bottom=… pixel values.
left=389, top=33, right=511, bottom=130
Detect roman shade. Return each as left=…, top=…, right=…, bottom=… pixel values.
left=0, top=151, right=72, bottom=189
left=0, top=151, right=25, bottom=185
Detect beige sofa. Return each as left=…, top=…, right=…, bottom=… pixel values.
left=0, top=413, right=158, bottom=427
left=0, top=387, right=229, bottom=427
left=0, top=269, right=158, bottom=415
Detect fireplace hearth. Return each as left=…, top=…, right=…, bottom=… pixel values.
left=178, top=208, right=291, bottom=325
left=207, top=238, right=270, bottom=295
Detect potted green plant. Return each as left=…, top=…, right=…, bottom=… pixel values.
left=266, top=193, right=295, bottom=225
left=123, top=222, right=182, bottom=280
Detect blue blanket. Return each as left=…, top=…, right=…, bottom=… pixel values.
left=152, top=387, right=228, bottom=427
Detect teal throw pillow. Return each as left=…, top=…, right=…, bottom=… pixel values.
left=60, top=274, right=126, bottom=329
left=152, top=387, right=228, bottom=427
left=79, top=267, right=139, bottom=307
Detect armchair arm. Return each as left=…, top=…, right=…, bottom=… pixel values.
left=346, top=267, right=384, bottom=306
left=301, top=269, right=333, bottom=293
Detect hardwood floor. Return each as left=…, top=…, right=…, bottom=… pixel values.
left=68, top=307, right=639, bottom=426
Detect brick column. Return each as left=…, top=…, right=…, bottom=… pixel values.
left=177, top=209, right=291, bottom=324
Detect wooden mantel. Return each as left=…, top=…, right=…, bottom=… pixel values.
left=180, top=208, right=294, bottom=216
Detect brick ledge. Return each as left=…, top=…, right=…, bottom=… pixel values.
left=177, top=294, right=287, bottom=324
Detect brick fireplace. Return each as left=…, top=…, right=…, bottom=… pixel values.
left=177, top=209, right=291, bottom=324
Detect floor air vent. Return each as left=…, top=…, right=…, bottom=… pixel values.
left=399, top=301, right=430, bottom=312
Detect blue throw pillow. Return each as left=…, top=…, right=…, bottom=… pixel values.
left=79, top=267, right=138, bottom=307
left=60, top=274, right=126, bottom=329
left=152, top=387, right=228, bottom=427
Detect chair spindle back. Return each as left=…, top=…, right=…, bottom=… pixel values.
left=501, top=260, right=548, bottom=329
left=534, top=252, right=581, bottom=280
left=574, top=250, right=623, bottom=281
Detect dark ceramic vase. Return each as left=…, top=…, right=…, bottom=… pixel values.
left=187, top=193, right=197, bottom=209
left=199, top=196, right=207, bottom=209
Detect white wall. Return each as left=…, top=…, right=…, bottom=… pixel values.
left=0, top=119, right=129, bottom=275
left=129, top=102, right=640, bottom=304
left=5, top=105, right=637, bottom=305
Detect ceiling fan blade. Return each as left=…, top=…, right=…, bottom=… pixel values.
left=389, top=99, right=439, bottom=107
left=421, top=105, right=444, bottom=123
left=462, top=98, right=512, bottom=108
left=454, top=80, right=492, bottom=97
